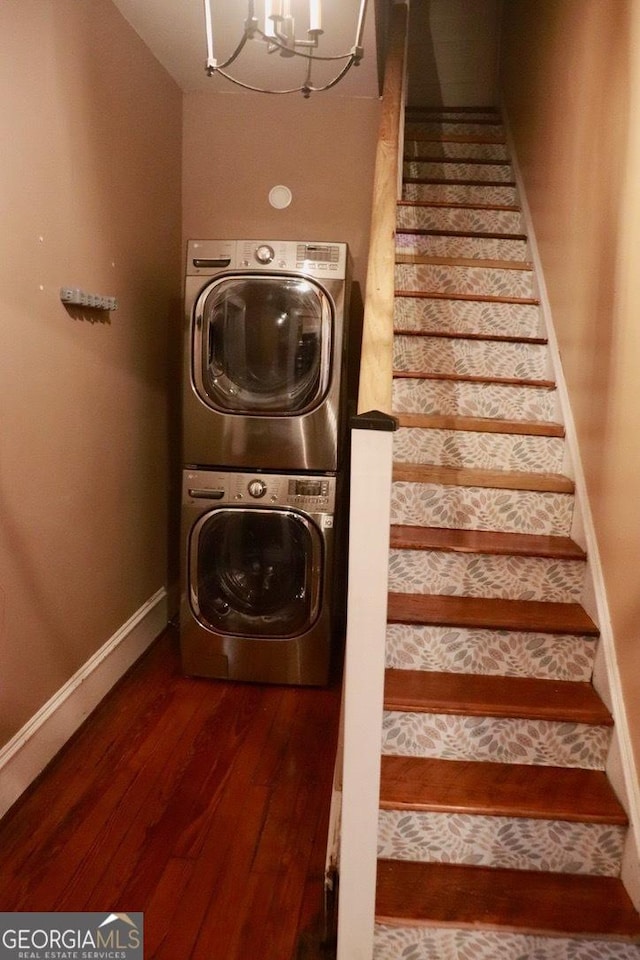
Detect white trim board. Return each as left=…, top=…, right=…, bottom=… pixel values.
left=0, top=588, right=168, bottom=821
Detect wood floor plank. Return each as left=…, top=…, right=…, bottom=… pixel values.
left=389, top=525, right=586, bottom=560
left=375, top=860, right=640, bottom=940
left=379, top=756, right=628, bottom=824
left=392, top=461, right=574, bottom=493
left=0, top=629, right=341, bottom=960
left=386, top=592, right=599, bottom=636
left=79, top=684, right=272, bottom=909
left=383, top=669, right=612, bottom=725
left=394, top=412, right=564, bottom=437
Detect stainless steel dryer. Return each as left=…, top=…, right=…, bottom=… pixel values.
left=180, top=468, right=339, bottom=686
left=183, top=239, right=351, bottom=472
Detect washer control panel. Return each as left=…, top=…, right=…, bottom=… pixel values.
left=186, top=239, right=348, bottom=279
left=184, top=469, right=336, bottom=514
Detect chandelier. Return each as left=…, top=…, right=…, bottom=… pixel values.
left=203, top=0, right=369, bottom=97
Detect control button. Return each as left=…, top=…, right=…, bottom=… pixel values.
left=248, top=479, right=267, bottom=499
left=255, top=244, right=275, bottom=264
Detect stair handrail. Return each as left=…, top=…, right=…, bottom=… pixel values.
left=336, top=5, right=408, bottom=959
left=357, top=0, right=408, bottom=417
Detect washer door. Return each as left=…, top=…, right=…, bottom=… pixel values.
left=192, top=274, right=332, bottom=415
left=189, top=507, right=323, bottom=639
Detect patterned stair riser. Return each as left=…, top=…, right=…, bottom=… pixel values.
left=394, top=297, right=542, bottom=338
left=377, top=810, right=625, bottom=876
left=395, top=264, right=536, bottom=299
left=392, top=379, right=559, bottom=422
left=397, top=204, right=523, bottom=234
left=404, top=141, right=510, bottom=162
left=393, top=336, right=549, bottom=381
left=394, top=428, right=564, bottom=472
left=388, top=550, right=585, bottom=603
left=405, top=122, right=505, bottom=138
left=403, top=161, right=514, bottom=183
left=403, top=183, right=518, bottom=205
left=385, top=624, right=597, bottom=682
left=373, top=925, right=640, bottom=960
left=397, top=233, right=528, bottom=261
left=390, top=482, right=574, bottom=536
left=381, top=711, right=611, bottom=770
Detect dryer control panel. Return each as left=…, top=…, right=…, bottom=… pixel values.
left=186, top=239, right=348, bottom=279
left=183, top=469, right=336, bottom=515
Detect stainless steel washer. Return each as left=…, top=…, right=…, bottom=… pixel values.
left=180, top=468, right=339, bottom=685
left=182, top=239, right=351, bottom=472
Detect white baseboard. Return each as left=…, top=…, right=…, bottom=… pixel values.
left=0, top=588, right=168, bottom=821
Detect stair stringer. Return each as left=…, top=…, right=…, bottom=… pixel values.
left=503, top=109, right=640, bottom=911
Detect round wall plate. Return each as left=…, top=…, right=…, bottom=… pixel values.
left=268, top=185, right=293, bottom=209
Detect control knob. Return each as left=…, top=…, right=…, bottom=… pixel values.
left=255, top=244, right=275, bottom=265
left=248, top=479, right=267, bottom=499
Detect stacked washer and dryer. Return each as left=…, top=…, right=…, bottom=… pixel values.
left=180, top=239, right=352, bottom=685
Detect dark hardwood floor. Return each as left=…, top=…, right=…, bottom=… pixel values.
left=0, top=626, right=342, bottom=959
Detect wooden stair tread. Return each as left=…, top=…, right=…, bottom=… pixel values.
left=404, top=116, right=503, bottom=126
left=403, top=177, right=516, bottom=188
left=394, top=329, right=547, bottom=344
left=395, top=290, right=539, bottom=305
left=404, top=133, right=507, bottom=145
left=386, top=592, right=599, bottom=636
left=375, top=860, right=640, bottom=940
left=384, top=669, right=611, bottom=725
left=393, top=371, right=556, bottom=390
left=394, top=412, right=564, bottom=437
left=379, top=756, right=627, bottom=824
left=402, top=157, right=513, bottom=168
left=398, top=199, right=521, bottom=212
left=389, top=525, right=586, bottom=560
left=392, top=461, right=573, bottom=493
left=396, top=226, right=527, bottom=241
left=396, top=252, right=532, bottom=271
left=406, top=106, right=501, bottom=115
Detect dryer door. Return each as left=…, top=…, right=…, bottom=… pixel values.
left=192, top=274, right=332, bottom=415
left=189, top=507, right=323, bottom=638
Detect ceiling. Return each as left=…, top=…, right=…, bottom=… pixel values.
left=111, top=0, right=380, bottom=97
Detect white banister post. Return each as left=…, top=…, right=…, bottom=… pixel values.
left=337, top=412, right=397, bottom=960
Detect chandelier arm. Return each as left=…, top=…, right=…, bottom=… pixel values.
left=214, top=31, right=251, bottom=71
left=214, top=67, right=307, bottom=95
left=303, top=56, right=357, bottom=93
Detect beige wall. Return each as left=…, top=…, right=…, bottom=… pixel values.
left=0, top=1, right=182, bottom=746
left=182, top=92, right=381, bottom=292
left=501, top=0, right=640, bottom=763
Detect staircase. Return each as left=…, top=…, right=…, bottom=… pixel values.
left=373, top=106, right=640, bottom=959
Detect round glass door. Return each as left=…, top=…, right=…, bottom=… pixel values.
left=190, top=508, right=322, bottom=638
left=193, top=274, right=332, bottom=414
